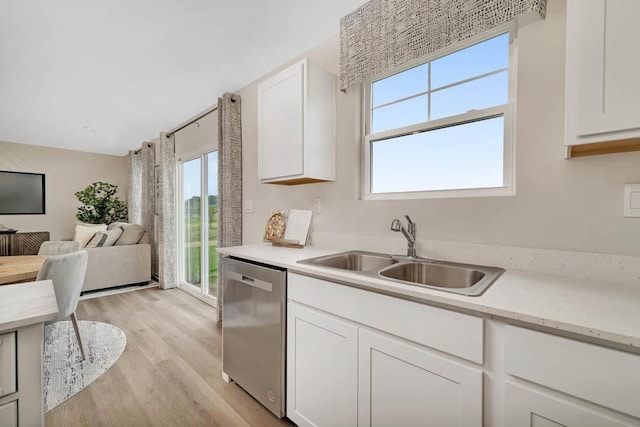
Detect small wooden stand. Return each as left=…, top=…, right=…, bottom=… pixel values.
left=271, top=239, right=304, bottom=249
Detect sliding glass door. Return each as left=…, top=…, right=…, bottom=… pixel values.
left=178, top=151, right=218, bottom=302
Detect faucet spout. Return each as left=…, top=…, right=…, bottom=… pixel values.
left=390, top=216, right=417, bottom=257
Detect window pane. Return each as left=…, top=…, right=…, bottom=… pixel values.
left=371, top=117, right=504, bottom=193
left=431, top=33, right=509, bottom=89
left=207, top=152, right=218, bottom=297
left=182, top=158, right=201, bottom=285
left=431, top=71, right=507, bottom=121
left=372, top=95, right=427, bottom=133
left=372, top=64, right=428, bottom=107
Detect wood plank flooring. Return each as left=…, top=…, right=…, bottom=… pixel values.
left=46, top=288, right=294, bottom=427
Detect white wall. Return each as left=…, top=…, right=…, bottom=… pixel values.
left=0, top=140, right=127, bottom=240
left=174, top=110, right=218, bottom=158
left=239, top=0, right=640, bottom=257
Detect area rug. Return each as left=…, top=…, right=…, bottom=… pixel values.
left=44, top=320, right=126, bottom=412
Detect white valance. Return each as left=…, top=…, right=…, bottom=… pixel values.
left=340, top=0, right=546, bottom=90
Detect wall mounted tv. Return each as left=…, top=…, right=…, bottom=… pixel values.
left=0, top=171, right=46, bottom=214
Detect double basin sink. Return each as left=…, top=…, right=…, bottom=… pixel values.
left=298, top=250, right=504, bottom=296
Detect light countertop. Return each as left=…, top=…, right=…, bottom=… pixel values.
left=0, top=280, right=58, bottom=332
left=218, top=244, right=640, bottom=349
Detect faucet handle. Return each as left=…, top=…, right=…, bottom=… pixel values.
left=404, top=214, right=414, bottom=224
left=390, top=219, right=401, bottom=232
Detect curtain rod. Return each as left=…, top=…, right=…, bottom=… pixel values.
left=166, top=104, right=218, bottom=137
left=133, top=141, right=154, bottom=154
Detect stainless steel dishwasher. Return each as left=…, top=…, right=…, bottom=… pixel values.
left=221, top=256, right=287, bottom=418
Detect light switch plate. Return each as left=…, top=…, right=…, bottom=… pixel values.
left=624, top=184, right=640, bottom=217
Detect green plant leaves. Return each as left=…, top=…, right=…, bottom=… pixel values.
left=75, top=181, right=127, bottom=225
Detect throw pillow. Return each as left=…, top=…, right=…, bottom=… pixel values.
left=107, top=221, right=129, bottom=231
left=73, top=223, right=107, bottom=248
left=85, top=227, right=124, bottom=248
left=114, top=224, right=145, bottom=246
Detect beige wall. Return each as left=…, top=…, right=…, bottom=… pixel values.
left=174, top=110, right=218, bottom=157
left=239, top=0, right=640, bottom=257
left=0, top=140, right=127, bottom=240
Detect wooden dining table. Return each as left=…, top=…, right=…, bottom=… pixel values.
left=0, top=255, right=48, bottom=285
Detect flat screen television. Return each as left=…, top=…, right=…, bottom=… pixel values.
left=0, top=171, right=46, bottom=214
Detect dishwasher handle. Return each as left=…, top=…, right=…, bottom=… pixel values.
left=227, top=271, right=273, bottom=292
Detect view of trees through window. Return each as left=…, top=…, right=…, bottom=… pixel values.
left=182, top=152, right=218, bottom=297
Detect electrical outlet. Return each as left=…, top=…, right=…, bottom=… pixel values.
left=243, top=200, right=254, bottom=214
left=312, top=198, right=321, bottom=214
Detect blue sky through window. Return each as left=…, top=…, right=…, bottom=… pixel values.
left=369, top=33, right=510, bottom=194
left=182, top=152, right=218, bottom=200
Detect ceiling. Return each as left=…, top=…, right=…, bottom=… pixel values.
left=0, top=0, right=367, bottom=156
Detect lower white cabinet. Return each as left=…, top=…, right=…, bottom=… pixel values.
left=358, top=328, right=483, bottom=427
left=0, top=333, right=16, bottom=398
left=286, top=299, right=483, bottom=427
left=0, top=401, right=17, bottom=427
left=505, top=382, right=637, bottom=427
left=287, top=302, right=358, bottom=427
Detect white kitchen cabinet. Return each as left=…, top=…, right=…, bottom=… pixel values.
left=0, top=401, right=17, bottom=427
left=287, top=273, right=484, bottom=427
left=0, top=333, right=16, bottom=398
left=565, top=0, right=640, bottom=154
left=358, top=328, right=483, bottom=427
left=286, top=302, right=358, bottom=427
left=258, top=58, right=335, bottom=184
left=505, top=382, right=637, bottom=427
left=505, top=325, right=640, bottom=420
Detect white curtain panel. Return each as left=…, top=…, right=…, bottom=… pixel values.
left=139, top=143, right=157, bottom=278
left=339, top=0, right=547, bottom=90
left=157, top=132, right=177, bottom=289
left=217, top=93, right=243, bottom=322
left=127, top=150, right=142, bottom=224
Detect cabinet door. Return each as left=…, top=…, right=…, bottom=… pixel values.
left=0, top=333, right=16, bottom=398
left=568, top=0, right=640, bottom=137
left=258, top=62, right=304, bottom=180
left=506, top=382, right=637, bottom=427
left=358, top=328, right=482, bottom=427
left=0, top=401, right=17, bottom=427
left=287, top=302, right=358, bottom=427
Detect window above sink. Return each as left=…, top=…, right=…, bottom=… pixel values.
left=362, top=26, right=516, bottom=200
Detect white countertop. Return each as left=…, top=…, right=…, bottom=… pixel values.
left=218, top=244, right=640, bottom=349
left=0, top=280, right=58, bottom=332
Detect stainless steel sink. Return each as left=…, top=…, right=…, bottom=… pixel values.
left=379, top=260, right=504, bottom=295
left=299, top=250, right=398, bottom=272
left=298, top=250, right=504, bottom=296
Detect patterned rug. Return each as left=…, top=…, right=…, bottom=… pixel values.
left=44, top=320, right=126, bottom=412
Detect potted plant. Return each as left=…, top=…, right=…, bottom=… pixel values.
left=75, top=182, right=127, bottom=225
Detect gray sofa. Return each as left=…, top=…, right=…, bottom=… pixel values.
left=45, top=223, right=152, bottom=292
left=82, top=232, right=151, bottom=292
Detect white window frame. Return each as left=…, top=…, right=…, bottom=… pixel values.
left=362, top=24, right=518, bottom=200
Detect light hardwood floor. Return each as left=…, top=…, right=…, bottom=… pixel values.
left=46, top=288, right=294, bottom=427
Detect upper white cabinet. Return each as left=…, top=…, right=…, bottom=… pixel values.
left=565, top=0, right=640, bottom=155
left=258, top=58, right=336, bottom=184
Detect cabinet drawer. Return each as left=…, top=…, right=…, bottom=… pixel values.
left=0, top=333, right=16, bottom=398
left=289, top=273, right=483, bottom=363
left=505, top=325, right=640, bottom=419
left=0, top=401, right=17, bottom=427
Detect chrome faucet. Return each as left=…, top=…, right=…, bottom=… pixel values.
left=391, top=215, right=417, bottom=258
